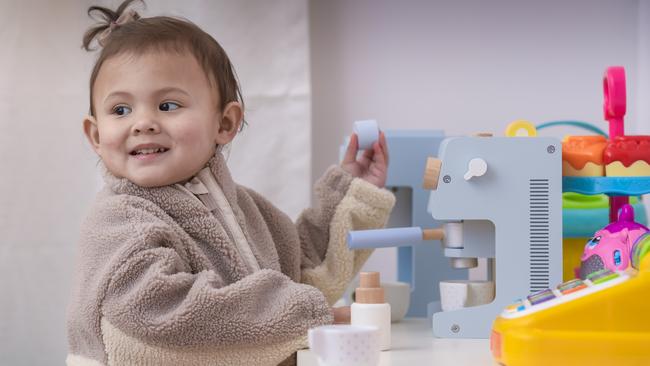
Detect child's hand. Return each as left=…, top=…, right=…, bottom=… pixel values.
left=341, top=131, right=389, bottom=188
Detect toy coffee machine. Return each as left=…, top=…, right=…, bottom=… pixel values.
left=348, top=130, right=563, bottom=338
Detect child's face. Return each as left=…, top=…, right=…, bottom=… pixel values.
left=84, top=51, right=241, bottom=187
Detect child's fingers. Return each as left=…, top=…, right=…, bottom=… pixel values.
left=357, top=144, right=374, bottom=165
left=357, top=149, right=372, bottom=169
left=379, top=131, right=389, bottom=166
left=361, top=147, right=374, bottom=161
left=372, top=139, right=386, bottom=167
left=370, top=161, right=386, bottom=178
left=342, top=134, right=359, bottom=164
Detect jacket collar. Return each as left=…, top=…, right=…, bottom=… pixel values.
left=101, top=151, right=238, bottom=204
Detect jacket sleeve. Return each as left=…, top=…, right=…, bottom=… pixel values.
left=297, top=166, right=396, bottom=304
left=243, top=166, right=395, bottom=305
left=95, top=199, right=333, bottom=350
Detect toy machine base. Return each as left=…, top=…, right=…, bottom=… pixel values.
left=490, top=243, right=650, bottom=366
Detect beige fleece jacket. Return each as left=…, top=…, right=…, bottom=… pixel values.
left=66, top=152, right=395, bottom=366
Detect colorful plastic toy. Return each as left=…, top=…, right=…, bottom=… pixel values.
left=491, top=233, right=650, bottom=365
left=579, top=204, right=649, bottom=278
left=562, top=193, right=647, bottom=281
left=486, top=66, right=650, bottom=365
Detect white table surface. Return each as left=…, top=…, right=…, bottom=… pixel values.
left=297, top=318, right=496, bottom=365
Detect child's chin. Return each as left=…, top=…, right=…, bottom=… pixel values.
left=130, top=174, right=174, bottom=188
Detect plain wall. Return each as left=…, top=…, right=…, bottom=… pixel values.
left=310, top=0, right=644, bottom=180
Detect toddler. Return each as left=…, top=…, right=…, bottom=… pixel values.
left=66, top=1, right=395, bottom=365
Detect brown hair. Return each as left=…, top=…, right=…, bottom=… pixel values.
left=82, top=0, right=245, bottom=129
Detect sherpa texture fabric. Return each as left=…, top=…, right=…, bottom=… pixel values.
left=67, top=152, right=395, bottom=366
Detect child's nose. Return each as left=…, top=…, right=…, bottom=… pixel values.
left=131, top=115, right=161, bottom=135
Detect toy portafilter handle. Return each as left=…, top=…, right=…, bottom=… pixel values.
left=347, top=227, right=444, bottom=249
left=347, top=224, right=476, bottom=269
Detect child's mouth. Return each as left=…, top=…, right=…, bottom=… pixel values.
left=130, top=147, right=170, bottom=160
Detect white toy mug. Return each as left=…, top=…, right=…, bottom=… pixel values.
left=439, top=280, right=495, bottom=312
left=308, top=324, right=380, bottom=366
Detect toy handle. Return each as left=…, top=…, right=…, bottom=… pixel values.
left=603, top=66, right=626, bottom=138
left=347, top=227, right=424, bottom=249
left=603, top=67, right=628, bottom=222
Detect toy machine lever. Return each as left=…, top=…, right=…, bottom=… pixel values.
left=347, top=227, right=442, bottom=249
left=347, top=223, right=473, bottom=268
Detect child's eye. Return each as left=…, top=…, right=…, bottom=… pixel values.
left=159, top=102, right=180, bottom=112
left=112, top=105, right=132, bottom=116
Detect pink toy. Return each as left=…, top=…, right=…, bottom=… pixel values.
left=603, top=66, right=626, bottom=138
left=579, top=204, right=649, bottom=278
left=603, top=66, right=629, bottom=222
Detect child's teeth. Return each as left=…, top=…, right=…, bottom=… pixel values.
left=137, top=148, right=165, bottom=154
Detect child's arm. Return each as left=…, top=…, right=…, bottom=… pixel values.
left=76, top=196, right=332, bottom=361
left=244, top=132, right=394, bottom=305
left=298, top=132, right=394, bottom=304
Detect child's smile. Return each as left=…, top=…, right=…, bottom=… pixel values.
left=130, top=144, right=169, bottom=162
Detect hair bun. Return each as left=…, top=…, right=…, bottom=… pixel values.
left=82, top=0, right=143, bottom=51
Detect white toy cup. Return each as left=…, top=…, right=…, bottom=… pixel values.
left=308, top=324, right=380, bottom=366
left=439, top=280, right=495, bottom=312
left=353, top=120, right=379, bottom=150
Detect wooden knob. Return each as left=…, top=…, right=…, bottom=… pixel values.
left=473, top=132, right=493, bottom=137
left=422, top=228, right=445, bottom=241
left=422, top=157, right=441, bottom=190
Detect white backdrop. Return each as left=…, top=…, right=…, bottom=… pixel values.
left=0, top=1, right=310, bottom=364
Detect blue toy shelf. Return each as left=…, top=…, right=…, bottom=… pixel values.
left=563, top=177, right=650, bottom=196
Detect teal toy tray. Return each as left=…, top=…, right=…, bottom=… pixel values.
left=563, top=177, right=650, bottom=196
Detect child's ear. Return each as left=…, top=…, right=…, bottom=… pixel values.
left=83, top=115, right=102, bottom=155
left=215, top=102, right=243, bottom=145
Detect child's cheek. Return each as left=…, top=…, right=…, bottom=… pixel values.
left=174, top=123, right=211, bottom=149
left=97, top=125, right=123, bottom=151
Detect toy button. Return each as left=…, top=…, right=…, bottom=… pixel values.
left=504, top=304, right=519, bottom=313
left=527, top=289, right=556, bottom=305
left=590, top=271, right=620, bottom=285
left=586, top=268, right=615, bottom=282
left=557, top=279, right=587, bottom=294
left=463, top=158, right=488, bottom=180
left=504, top=302, right=527, bottom=313
left=586, top=268, right=610, bottom=280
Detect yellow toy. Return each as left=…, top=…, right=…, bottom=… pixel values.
left=490, top=235, right=650, bottom=365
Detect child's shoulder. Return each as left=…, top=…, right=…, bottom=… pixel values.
left=83, top=187, right=170, bottom=229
